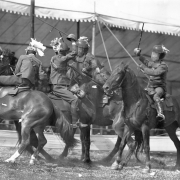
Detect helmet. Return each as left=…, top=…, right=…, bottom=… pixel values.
left=50, top=37, right=69, bottom=52
left=152, top=45, right=169, bottom=54
left=26, top=38, right=46, bottom=56
left=77, top=36, right=90, bottom=49
left=67, top=34, right=77, bottom=42
left=60, top=41, right=69, bottom=51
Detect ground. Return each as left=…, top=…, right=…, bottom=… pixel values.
left=0, top=147, right=180, bottom=180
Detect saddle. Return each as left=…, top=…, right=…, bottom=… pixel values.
left=0, top=86, right=30, bottom=98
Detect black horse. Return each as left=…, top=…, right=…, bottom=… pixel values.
left=103, top=61, right=180, bottom=172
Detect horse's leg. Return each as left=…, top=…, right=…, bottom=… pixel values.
left=59, top=128, right=77, bottom=159
left=141, top=122, right=151, bottom=173
left=14, top=121, right=37, bottom=155
left=102, top=136, right=121, bottom=162
left=29, top=126, right=54, bottom=165
left=111, top=125, right=132, bottom=170
left=165, top=122, right=180, bottom=170
left=5, top=124, right=31, bottom=163
left=80, top=128, right=86, bottom=161
left=80, top=125, right=91, bottom=163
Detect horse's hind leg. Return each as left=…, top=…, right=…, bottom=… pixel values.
left=165, top=122, right=180, bottom=170
left=5, top=124, right=31, bottom=163
left=29, top=126, right=54, bottom=165
left=141, top=123, right=151, bottom=173
left=102, top=136, right=121, bottom=162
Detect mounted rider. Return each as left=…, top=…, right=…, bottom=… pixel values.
left=134, top=45, right=169, bottom=121
left=66, top=34, right=102, bottom=81
left=0, top=39, right=45, bottom=88
left=49, top=36, right=80, bottom=125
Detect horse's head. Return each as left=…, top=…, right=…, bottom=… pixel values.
left=103, top=61, right=128, bottom=94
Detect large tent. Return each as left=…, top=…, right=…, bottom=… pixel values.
left=1, top=0, right=180, bottom=95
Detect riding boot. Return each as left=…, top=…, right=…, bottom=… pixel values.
left=70, top=99, right=80, bottom=127
left=155, top=99, right=165, bottom=121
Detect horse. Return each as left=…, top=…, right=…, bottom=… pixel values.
left=59, top=65, right=143, bottom=163
left=0, top=65, right=78, bottom=165
left=103, top=61, right=180, bottom=172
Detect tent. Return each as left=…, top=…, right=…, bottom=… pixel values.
left=1, top=0, right=180, bottom=95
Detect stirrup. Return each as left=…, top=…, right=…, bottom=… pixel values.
left=156, top=113, right=165, bottom=121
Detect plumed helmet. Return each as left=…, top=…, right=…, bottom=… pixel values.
left=77, top=36, right=90, bottom=49
left=25, top=38, right=46, bottom=56
left=50, top=37, right=69, bottom=52
left=67, top=34, right=77, bottom=42
left=152, top=45, right=169, bottom=54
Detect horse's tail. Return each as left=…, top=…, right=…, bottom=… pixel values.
left=134, top=130, right=144, bottom=163
left=51, top=104, right=79, bottom=149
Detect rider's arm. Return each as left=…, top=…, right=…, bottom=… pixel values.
left=61, top=42, right=77, bottom=62
left=139, top=56, right=152, bottom=67
left=143, top=64, right=168, bottom=76
left=15, top=55, right=23, bottom=74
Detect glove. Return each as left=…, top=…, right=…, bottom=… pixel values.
left=66, top=34, right=77, bottom=42
left=134, top=48, right=141, bottom=56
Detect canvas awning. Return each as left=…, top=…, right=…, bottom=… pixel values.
left=1, top=0, right=180, bottom=36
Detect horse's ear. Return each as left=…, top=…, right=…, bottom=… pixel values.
left=124, top=62, right=130, bottom=70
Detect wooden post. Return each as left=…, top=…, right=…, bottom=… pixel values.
left=77, top=21, right=80, bottom=39
left=30, top=0, right=35, bottom=38
left=90, top=21, right=96, bottom=135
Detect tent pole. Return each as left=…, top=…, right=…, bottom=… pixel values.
left=77, top=21, right=80, bottom=39
left=91, top=21, right=96, bottom=55
left=30, top=0, right=35, bottom=38
left=90, top=21, right=96, bottom=135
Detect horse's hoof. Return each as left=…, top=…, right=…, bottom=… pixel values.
left=142, top=168, right=151, bottom=173
left=29, top=160, right=35, bottom=165
left=82, top=158, right=91, bottom=163
left=111, top=161, right=119, bottom=170
left=5, top=158, right=15, bottom=163
left=119, top=164, right=124, bottom=170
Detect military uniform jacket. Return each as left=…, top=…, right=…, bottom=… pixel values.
left=139, top=56, right=168, bottom=88
left=15, top=54, right=42, bottom=85
left=76, top=53, right=101, bottom=76
left=50, top=51, right=76, bottom=86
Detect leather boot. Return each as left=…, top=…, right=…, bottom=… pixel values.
left=155, top=99, right=165, bottom=121
left=70, top=99, right=80, bottom=126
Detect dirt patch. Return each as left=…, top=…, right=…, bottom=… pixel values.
left=0, top=147, right=180, bottom=180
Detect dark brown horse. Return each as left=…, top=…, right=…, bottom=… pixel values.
left=103, top=61, right=180, bottom=172
left=0, top=65, right=78, bottom=165
left=64, top=66, right=143, bottom=163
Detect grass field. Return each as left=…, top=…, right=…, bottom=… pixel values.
left=0, top=147, right=180, bottom=180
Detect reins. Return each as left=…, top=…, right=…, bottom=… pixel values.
left=68, top=65, right=103, bottom=89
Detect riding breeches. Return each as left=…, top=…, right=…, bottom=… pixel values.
left=52, top=84, right=77, bottom=103
left=0, top=75, right=22, bottom=86
left=153, top=87, right=164, bottom=101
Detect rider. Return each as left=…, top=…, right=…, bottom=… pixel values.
left=49, top=36, right=80, bottom=125
left=134, top=45, right=169, bottom=121
left=67, top=35, right=102, bottom=79
left=0, top=39, right=45, bottom=88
